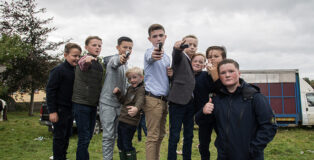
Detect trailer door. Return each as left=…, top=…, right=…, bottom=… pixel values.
left=306, top=93, right=314, bottom=125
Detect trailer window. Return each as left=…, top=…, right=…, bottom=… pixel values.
left=306, top=93, right=314, bottom=107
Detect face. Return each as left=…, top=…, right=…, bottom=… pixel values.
left=148, top=29, right=167, bottom=47
left=207, top=50, right=223, bottom=66
left=127, top=73, right=143, bottom=88
left=183, top=37, right=198, bottom=57
left=191, top=55, right=205, bottom=72
left=64, top=48, right=81, bottom=66
left=116, top=41, right=133, bottom=55
left=85, top=39, right=102, bottom=56
left=219, top=63, right=241, bottom=89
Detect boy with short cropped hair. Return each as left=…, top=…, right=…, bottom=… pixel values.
left=72, top=36, right=103, bottom=160
left=46, top=43, right=82, bottom=160
left=167, top=35, right=198, bottom=160
left=202, top=59, right=277, bottom=159
left=99, top=36, right=133, bottom=160
left=143, top=24, right=171, bottom=160
left=113, top=67, right=145, bottom=160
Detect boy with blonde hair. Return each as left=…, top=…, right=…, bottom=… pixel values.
left=113, top=67, right=145, bottom=160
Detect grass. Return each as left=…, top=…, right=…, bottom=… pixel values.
left=0, top=112, right=314, bottom=160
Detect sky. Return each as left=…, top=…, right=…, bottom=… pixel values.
left=36, top=0, right=314, bottom=79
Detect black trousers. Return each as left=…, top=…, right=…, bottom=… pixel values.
left=117, top=121, right=137, bottom=152
left=52, top=107, right=73, bottom=160
left=198, top=122, right=214, bottom=160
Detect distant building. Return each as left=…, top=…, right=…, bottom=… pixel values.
left=11, top=90, right=46, bottom=103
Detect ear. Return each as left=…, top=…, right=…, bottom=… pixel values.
left=164, top=34, right=167, bottom=40
left=63, top=52, right=67, bottom=58
left=116, top=45, right=119, bottom=50
left=148, top=36, right=152, bottom=42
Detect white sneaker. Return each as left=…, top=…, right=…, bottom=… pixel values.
left=176, top=150, right=183, bottom=155
left=49, top=155, right=69, bottom=160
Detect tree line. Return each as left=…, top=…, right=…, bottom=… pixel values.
left=0, top=0, right=66, bottom=116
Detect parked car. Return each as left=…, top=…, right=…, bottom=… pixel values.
left=39, top=101, right=102, bottom=134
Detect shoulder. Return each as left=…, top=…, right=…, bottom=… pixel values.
left=138, top=85, right=145, bottom=92
left=50, top=62, right=65, bottom=73
left=241, top=81, right=260, bottom=100
left=144, top=48, right=153, bottom=55
left=109, top=54, right=119, bottom=61
left=107, top=54, right=119, bottom=64
left=201, top=71, right=210, bottom=78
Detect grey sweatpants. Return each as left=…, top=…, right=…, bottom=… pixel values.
left=99, top=102, right=121, bottom=160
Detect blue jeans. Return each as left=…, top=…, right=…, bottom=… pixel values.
left=168, top=100, right=194, bottom=160
left=137, top=112, right=147, bottom=141
left=73, top=102, right=97, bottom=160
left=52, top=107, right=73, bottom=160
left=117, top=121, right=137, bottom=152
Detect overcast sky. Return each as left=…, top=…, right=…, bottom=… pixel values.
left=37, top=0, right=314, bottom=79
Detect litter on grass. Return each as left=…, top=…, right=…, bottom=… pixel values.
left=34, top=136, right=44, bottom=141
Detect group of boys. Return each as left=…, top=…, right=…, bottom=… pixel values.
left=46, top=23, right=277, bottom=160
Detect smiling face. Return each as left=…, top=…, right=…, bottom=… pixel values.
left=191, top=55, right=206, bottom=72
left=127, top=72, right=144, bottom=88
left=64, top=48, right=81, bottom=66
left=183, top=37, right=198, bottom=58
left=85, top=39, right=102, bottom=56
left=219, top=63, right=241, bottom=92
left=148, top=29, right=167, bottom=47
left=116, top=41, right=133, bottom=55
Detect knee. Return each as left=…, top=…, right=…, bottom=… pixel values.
left=146, top=134, right=159, bottom=142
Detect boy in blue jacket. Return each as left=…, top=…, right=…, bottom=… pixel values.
left=201, top=59, right=277, bottom=160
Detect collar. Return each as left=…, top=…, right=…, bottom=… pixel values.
left=64, top=60, right=75, bottom=69
left=87, top=53, right=98, bottom=58
left=183, top=51, right=191, bottom=61
left=132, top=82, right=144, bottom=90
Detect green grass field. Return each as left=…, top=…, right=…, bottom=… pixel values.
left=0, top=112, right=313, bottom=160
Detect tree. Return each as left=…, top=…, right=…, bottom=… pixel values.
left=0, top=0, right=65, bottom=116
left=303, top=77, right=314, bottom=89
left=0, top=34, right=30, bottom=99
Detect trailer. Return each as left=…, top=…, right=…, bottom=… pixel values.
left=240, top=69, right=314, bottom=127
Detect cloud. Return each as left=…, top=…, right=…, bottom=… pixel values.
left=37, top=0, right=314, bottom=79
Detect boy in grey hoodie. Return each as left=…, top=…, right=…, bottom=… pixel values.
left=99, top=36, right=133, bottom=160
